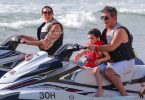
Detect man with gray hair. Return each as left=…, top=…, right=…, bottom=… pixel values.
left=88, top=6, right=135, bottom=96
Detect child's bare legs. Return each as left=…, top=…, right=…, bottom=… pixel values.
left=94, top=67, right=103, bottom=96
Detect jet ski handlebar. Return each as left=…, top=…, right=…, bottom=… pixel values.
left=2, top=35, right=21, bottom=44
left=54, top=44, right=87, bottom=61
left=11, top=35, right=21, bottom=43
left=0, top=35, right=22, bottom=50
left=67, top=44, right=87, bottom=51
left=76, top=44, right=87, bottom=50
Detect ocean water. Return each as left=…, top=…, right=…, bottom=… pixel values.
left=0, top=0, right=145, bottom=61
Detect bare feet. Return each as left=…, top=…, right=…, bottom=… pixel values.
left=96, top=89, right=103, bottom=97
left=139, top=87, right=145, bottom=98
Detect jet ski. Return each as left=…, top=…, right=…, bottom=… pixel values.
left=0, top=35, right=25, bottom=77
left=0, top=43, right=144, bottom=100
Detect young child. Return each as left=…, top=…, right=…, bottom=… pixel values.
left=74, top=28, right=110, bottom=96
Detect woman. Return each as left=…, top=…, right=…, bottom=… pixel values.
left=21, top=6, right=63, bottom=56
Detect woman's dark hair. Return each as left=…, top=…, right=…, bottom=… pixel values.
left=41, top=6, right=53, bottom=13
left=88, top=28, right=101, bottom=38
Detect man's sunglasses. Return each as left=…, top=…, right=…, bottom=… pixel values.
left=42, top=11, right=53, bottom=15
left=100, top=16, right=109, bottom=20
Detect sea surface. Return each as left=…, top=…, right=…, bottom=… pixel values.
left=0, top=0, right=145, bottom=61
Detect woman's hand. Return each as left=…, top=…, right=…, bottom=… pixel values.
left=20, top=38, right=27, bottom=44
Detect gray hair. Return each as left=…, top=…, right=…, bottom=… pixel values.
left=101, top=6, right=117, bottom=17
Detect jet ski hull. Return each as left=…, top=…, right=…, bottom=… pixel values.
left=0, top=44, right=144, bottom=100
left=0, top=89, right=141, bottom=100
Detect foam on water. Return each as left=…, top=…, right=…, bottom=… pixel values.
left=0, top=0, right=145, bottom=30
left=0, top=19, right=42, bottom=29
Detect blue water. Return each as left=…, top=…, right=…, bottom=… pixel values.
left=0, top=0, right=145, bottom=61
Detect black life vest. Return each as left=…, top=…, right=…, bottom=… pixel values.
left=37, top=22, right=63, bottom=55
left=101, top=26, right=135, bottom=62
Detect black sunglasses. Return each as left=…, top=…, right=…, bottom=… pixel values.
left=100, top=16, right=109, bottom=20
left=42, top=11, right=53, bottom=15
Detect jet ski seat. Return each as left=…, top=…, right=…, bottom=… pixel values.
left=72, top=67, right=134, bottom=86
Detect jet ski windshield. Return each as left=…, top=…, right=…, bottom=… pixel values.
left=54, top=43, right=87, bottom=61
left=0, top=35, right=21, bottom=50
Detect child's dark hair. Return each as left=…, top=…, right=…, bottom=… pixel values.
left=88, top=28, right=101, bottom=38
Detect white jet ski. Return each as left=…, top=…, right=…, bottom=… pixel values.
left=0, top=43, right=144, bottom=100
left=0, top=35, right=25, bottom=77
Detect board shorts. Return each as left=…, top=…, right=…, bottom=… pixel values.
left=107, top=59, right=135, bottom=77
left=93, top=63, right=106, bottom=73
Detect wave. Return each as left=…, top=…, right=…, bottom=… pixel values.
left=58, top=11, right=96, bottom=29
left=118, top=8, right=145, bottom=15
left=96, top=1, right=145, bottom=16
left=0, top=0, right=145, bottom=16
left=0, top=7, right=144, bottom=31
left=0, top=11, right=96, bottom=30
left=0, top=19, right=42, bottom=30
left=0, top=0, right=145, bottom=30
